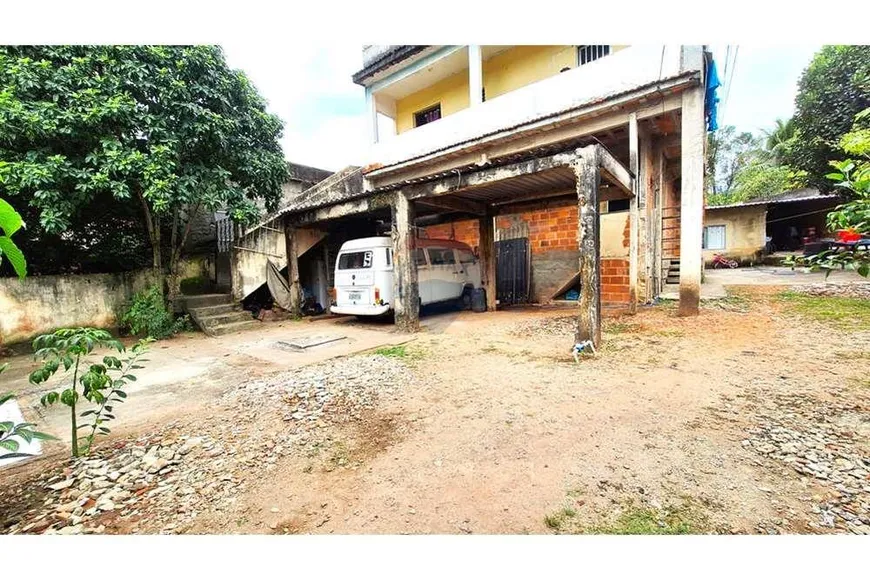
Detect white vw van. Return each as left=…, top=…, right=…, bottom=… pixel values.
left=331, top=236, right=482, bottom=317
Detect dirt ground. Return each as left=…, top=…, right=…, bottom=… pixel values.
left=2, top=285, right=868, bottom=535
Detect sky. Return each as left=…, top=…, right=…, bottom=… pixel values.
left=223, top=44, right=823, bottom=172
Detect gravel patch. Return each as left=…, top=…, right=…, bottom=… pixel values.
left=0, top=354, right=409, bottom=535
left=743, top=391, right=870, bottom=534
left=790, top=282, right=870, bottom=300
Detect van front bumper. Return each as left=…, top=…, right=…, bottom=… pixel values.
left=330, top=304, right=392, bottom=317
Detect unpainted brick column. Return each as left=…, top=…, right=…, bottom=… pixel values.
left=391, top=192, right=420, bottom=332
left=573, top=146, right=601, bottom=347
left=678, top=85, right=705, bottom=316
left=284, top=219, right=302, bottom=317
left=478, top=213, right=497, bottom=311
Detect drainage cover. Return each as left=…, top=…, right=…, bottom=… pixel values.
left=273, top=334, right=346, bottom=351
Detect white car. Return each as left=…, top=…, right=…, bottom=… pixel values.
left=331, top=236, right=482, bottom=317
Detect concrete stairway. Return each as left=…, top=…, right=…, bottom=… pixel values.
left=182, top=294, right=260, bottom=337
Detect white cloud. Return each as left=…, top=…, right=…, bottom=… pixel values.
left=222, top=42, right=368, bottom=171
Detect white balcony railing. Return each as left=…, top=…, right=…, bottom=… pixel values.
left=367, top=45, right=703, bottom=169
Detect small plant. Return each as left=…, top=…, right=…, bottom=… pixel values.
left=122, top=284, right=190, bottom=339
left=0, top=364, right=56, bottom=460
left=373, top=345, right=409, bottom=358
left=0, top=197, right=27, bottom=279
left=29, top=327, right=150, bottom=457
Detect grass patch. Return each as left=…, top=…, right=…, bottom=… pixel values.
left=605, top=322, right=640, bottom=334
left=544, top=506, right=578, bottom=531
left=374, top=345, right=410, bottom=357
left=652, top=328, right=685, bottom=338
left=778, top=291, right=870, bottom=330
left=588, top=504, right=697, bottom=535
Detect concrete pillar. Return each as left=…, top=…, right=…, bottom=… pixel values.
left=678, top=85, right=705, bottom=316
left=478, top=213, right=497, bottom=311
left=284, top=221, right=302, bottom=317
left=391, top=192, right=419, bottom=332
left=628, top=113, right=639, bottom=314
left=574, top=146, right=601, bottom=347
left=366, top=89, right=379, bottom=144
left=640, top=131, right=656, bottom=301
left=469, top=45, right=483, bottom=106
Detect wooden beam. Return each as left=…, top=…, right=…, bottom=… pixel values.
left=478, top=214, right=497, bottom=311
left=628, top=113, right=639, bottom=315
left=284, top=220, right=301, bottom=317
left=391, top=192, right=420, bottom=332
left=416, top=196, right=487, bottom=216
left=598, top=146, right=633, bottom=196
left=574, top=145, right=601, bottom=347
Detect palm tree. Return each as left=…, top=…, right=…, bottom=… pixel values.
left=763, top=118, right=795, bottom=164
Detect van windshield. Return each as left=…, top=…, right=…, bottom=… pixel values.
left=338, top=251, right=373, bottom=269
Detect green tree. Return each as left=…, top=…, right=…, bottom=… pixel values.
left=762, top=117, right=796, bottom=165
left=787, top=45, right=870, bottom=189
left=0, top=46, right=287, bottom=295
left=706, top=125, right=760, bottom=197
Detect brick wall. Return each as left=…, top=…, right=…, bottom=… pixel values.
left=601, top=258, right=630, bottom=307
left=423, top=220, right=479, bottom=248
left=422, top=199, right=631, bottom=306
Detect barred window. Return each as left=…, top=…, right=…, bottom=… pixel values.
left=578, top=45, right=611, bottom=65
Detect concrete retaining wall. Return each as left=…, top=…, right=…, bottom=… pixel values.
left=0, top=257, right=212, bottom=345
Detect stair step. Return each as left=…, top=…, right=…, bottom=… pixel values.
left=209, top=319, right=262, bottom=336
left=182, top=293, right=234, bottom=309
left=197, top=311, right=254, bottom=327
left=190, top=303, right=240, bottom=316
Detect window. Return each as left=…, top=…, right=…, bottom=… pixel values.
left=427, top=248, right=456, bottom=266
left=385, top=248, right=392, bottom=266
left=607, top=199, right=630, bottom=213
left=578, top=45, right=611, bottom=65
left=414, top=104, right=441, bottom=127
left=338, top=251, right=373, bottom=270
left=458, top=249, right=476, bottom=264
left=703, top=225, right=726, bottom=250
left=414, top=248, right=428, bottom=267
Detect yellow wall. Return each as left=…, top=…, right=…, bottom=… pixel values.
left=394, top=45, right=629, bottom=135
left=702, top=205, right=767, bottom=264
left=395, top=69, right=470, bottom=134
left=482, top=46, right=577, bottom=100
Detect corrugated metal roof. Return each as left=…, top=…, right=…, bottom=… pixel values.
left=706, top=189, right=838, bottom=210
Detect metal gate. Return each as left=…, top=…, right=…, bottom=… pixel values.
left=496, top=237, right=530, bottom=305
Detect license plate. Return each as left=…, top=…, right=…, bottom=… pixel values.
left=348, top=292, right=362, bottom=301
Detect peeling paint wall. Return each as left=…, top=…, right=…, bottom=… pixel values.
left=0, top=257, right=214, bottom=345
left=0, top=270, right=159, bottom=345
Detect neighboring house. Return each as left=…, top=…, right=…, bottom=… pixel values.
left=703, top=188, right=840, bottom=264
left=229, top=45, right=715, bottom=342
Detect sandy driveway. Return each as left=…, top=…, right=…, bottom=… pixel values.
left=2, top=285, right=868, bottom=535
left=1, top=317, right=412, bottom=453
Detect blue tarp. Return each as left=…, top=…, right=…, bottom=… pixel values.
left=705, top=58, right=721, bottom=132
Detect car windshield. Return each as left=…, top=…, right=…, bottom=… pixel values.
left=338, top=251, right=373, bottom=269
